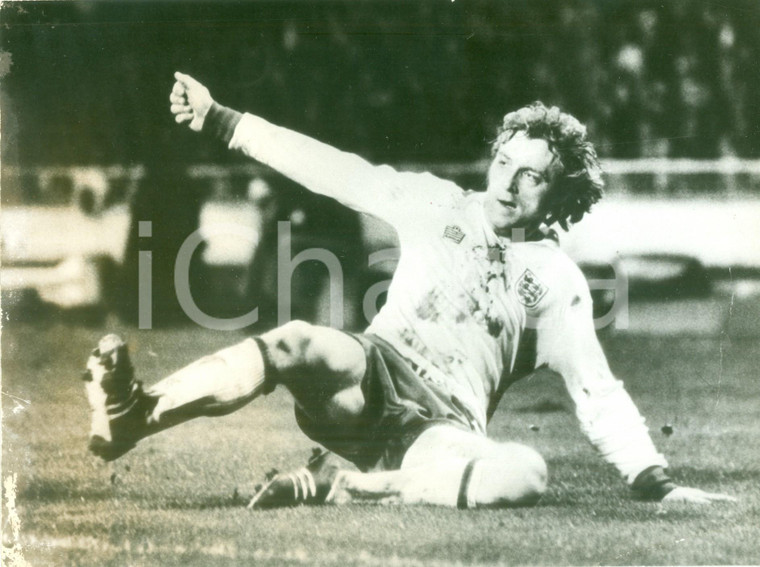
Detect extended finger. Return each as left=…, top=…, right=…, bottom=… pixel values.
left=666, top=494, right=710, bottom=504
left=174, top=112, right=193, bottom=124
left=665, top=490, right=737, bottom=504
left=170, top=103, right=192, bottom=115
left=665, top=491, right=703, bottom=503
left=705, top=493, right=738, bottom=502
left=174, top=71, right=197, bottom=87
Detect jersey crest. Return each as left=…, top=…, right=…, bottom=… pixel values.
left=516, top=269, right=548, bottom=308
left=443, top=225, right=465, bottom=244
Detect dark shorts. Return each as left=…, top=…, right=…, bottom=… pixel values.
left=294, top=333, right=472, bottom=472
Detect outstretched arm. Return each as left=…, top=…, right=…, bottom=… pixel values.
left=168, top=72, right=462, bottom=229
left=532, top=256, right=736, bottom=504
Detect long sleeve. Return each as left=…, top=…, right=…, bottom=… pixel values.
left=219, top=112, right=461, bottom=231
left=533, top=256, right=668, bottom=485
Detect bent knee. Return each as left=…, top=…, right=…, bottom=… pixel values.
left=261, top=320, right=317, bottom=368
left=259, top=320, right=366, bottom=384
left=468, top=445, right=547, bottom=508
left=269, top=319, right=315, bottom=354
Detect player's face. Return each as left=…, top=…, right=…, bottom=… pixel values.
left=483, top=132, right=557, bottom=236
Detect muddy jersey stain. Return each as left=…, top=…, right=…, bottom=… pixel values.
left=415, top=289, right=442, bottom=322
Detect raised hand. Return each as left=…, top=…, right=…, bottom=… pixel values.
left=170, top=72, right=213, bottom=132
left=662, top=486, right=737, bottom=505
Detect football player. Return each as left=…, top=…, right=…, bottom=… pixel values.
left=82, top=72, right=735, bottom=508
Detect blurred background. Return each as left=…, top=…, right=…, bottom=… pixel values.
left=2, top=0, right=759, bottom=334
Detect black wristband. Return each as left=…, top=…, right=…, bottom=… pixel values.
left=631, top=465, right=678, bottom=501
left=202, top=102, right=243, bottom=144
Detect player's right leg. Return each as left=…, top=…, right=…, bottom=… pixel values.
left=326, top=426, right=547, bottom=508
left=249, top=425, right=548, bottom=509
left=83, top=321, right=366, bottom=460
left=393, top=425, right=548, bottom=508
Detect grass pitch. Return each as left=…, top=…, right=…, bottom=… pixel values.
left=3, top=319, right=759, bottom=566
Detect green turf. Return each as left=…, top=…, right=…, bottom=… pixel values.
left=3, top=321, right=759, bottom=566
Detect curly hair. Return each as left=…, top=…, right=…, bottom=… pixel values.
left=491, top=101, right=604, bottom=230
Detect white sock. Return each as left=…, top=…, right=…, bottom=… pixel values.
left=337, top=458, right=470, bottom=507
left=147, top=338, right=270, bottom=424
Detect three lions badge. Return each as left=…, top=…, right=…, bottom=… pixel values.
left=516, top=269, right=548, bottom=308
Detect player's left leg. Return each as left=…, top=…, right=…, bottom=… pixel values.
left=83, top=322, right=367, bottom=460
left=83, top=333, right=273, bottom=460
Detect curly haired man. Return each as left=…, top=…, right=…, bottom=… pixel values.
left=82, top=72, right=734, bottom=509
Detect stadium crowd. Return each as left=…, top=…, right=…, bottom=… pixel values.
left=2, top=0, right=759, bottom=167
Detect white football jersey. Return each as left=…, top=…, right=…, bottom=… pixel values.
left=364, top=186, right=556, bottom=436
left=228, top=114, right=668, bottom=483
